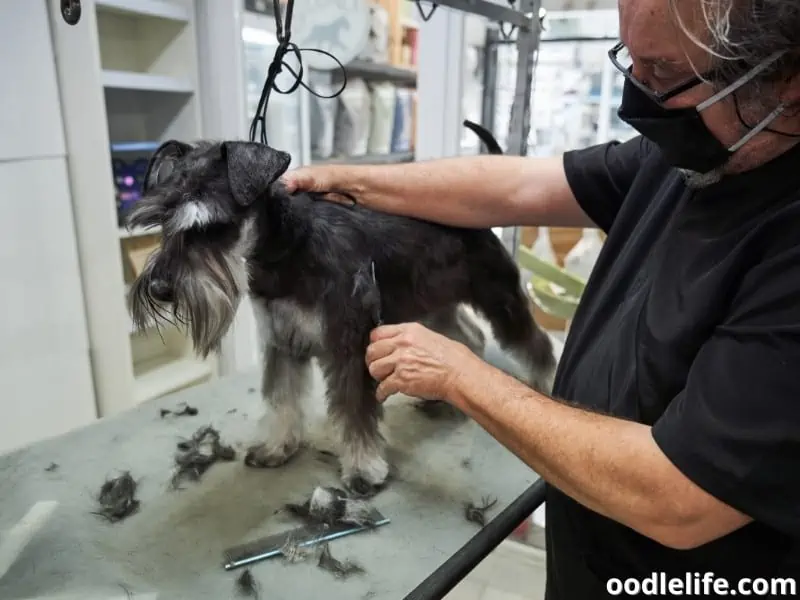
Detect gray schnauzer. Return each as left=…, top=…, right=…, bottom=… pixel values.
left=126, top=124, right=556, bottom=496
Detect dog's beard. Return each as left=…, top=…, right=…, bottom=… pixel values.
left=128, top=249, right=244, bottom=358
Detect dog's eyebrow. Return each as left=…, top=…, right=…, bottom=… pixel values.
left=173, top=201, right=215, bottom=231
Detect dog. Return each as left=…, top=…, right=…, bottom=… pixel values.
left=126, top=121, right=556, bottom=496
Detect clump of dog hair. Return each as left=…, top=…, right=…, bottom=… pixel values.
left=317, top=542, right=365, bottom=579
left=235, top=568, right=259, bottom=598
left=464, top=496, right=497, bottom=527
left=160, top=402, right=198, bottom=418
left=44, top=462, right=59, bottom=472
left=170, top=425, right=236, bottom=489
left=284, top=486, right=377, bottom=529
left=279, top=534, right=312, bottom=564
left=93, top=471, right=140, bottom=522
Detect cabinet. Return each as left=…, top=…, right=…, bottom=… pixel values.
left=0, top=0, right=96, bottom=453
left=49, top=0, right=217, bottom=418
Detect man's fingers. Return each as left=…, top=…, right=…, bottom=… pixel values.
left=370, top=324, right=409, bottom=342
left=365, top=339, right=396, bottom=365
left=367, top=355, right=396, bottom=382
left=376, top=377, right=400, bottom=403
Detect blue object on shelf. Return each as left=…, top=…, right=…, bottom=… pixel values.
left=111, top=141, right=162, bottom=153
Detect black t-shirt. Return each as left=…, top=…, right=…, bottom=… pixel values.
left=546, top=135, right=800, bottom=598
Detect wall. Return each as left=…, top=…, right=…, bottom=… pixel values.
left=0, top=0, right=96, bottom=454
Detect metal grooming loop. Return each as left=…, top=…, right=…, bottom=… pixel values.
left=411, top=0, right=543, bottom=258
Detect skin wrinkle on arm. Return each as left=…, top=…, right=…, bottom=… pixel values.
left=447, top=353, right=752, bottom=550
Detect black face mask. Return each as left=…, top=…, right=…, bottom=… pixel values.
left=617, top=78, right=732, bottom=173
left=616, top=51, right=788, bottom=174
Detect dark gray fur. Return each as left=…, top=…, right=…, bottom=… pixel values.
left=125, top=125, right=556, bottom=496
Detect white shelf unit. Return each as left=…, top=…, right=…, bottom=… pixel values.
left=49, top=0, right=217, bottom=418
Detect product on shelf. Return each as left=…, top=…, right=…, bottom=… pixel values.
left=367, top=82, right=396, bottom=155
left=334, top=77, right=373, bottom=157
left=309, top=74, right=340, bottom=160
left=358, top=1, right=390, bottom=63
left=113, top=157, right=149, bottom=226
left=390, top=87, right=413, bottom=153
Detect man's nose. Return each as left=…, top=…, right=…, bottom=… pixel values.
left=149, top=279, right=174, bottom=303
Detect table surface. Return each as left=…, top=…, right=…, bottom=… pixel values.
left=0, top=349, right=542, bottom=600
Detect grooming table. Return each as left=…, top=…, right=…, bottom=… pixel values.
left=0, top=345, right=547, bottom=600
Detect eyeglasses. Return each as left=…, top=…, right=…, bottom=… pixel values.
left=608, top=42, right=704, bottom=104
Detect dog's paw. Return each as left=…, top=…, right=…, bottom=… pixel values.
left=340, top=448, right=390, bottom=498
left=243, top=441, right=300, bottom=468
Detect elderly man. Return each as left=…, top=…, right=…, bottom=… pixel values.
left=282, top=1, right=800, bottom=596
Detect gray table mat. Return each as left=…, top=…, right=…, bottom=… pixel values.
left=0, top=349, right=540, bottom=600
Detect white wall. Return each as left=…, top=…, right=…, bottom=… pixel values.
left=0, top=0, right=97, bottom=454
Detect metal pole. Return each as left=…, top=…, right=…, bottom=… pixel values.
left=501, top=0, right=541, bottom=258
left=480, top=27, right=500, bottom=144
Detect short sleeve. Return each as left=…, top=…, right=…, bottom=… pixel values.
left=652, top=242, right=800, bottom=535
left=562, top=135, right=654, bottom=233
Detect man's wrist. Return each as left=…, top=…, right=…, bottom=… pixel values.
left=444, top=345, right=489, bottom=407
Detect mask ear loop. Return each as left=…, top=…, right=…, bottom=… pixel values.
left=733, top=92, right=800, bottom=139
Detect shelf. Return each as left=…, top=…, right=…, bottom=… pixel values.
left=102, top=70, right=194, bottom=94
left=119, top=225, right=162, bottom=239
left=341, top=60, right=417, bottom=87
left=111, top=141, right=162, bottom=153
left=312, top=152, right=415, bottom=165
left=95, top=0, right=191, bottom=23
left=133, top=355, right=213, bottom=404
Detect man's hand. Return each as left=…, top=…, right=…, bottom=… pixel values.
left=280, top=166, right=359, bottom=205
left=365, top=322, right=479, bottom=402
left=280, top=166, right=328, bottom=194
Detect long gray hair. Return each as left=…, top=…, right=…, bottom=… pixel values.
left=669, top=0, right=800, bottom=112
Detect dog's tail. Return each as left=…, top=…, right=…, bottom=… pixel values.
left=462, top=119, right=504, bottom=155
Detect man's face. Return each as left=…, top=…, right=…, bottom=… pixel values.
left=617, top=0, right=758, bottom=183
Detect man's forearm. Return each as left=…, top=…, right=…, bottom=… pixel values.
left=447, top=355, right=749, bottom=548
left=325, top=155, right=590, bottom=229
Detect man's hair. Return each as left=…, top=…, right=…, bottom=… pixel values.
left=669, top=0, right=800, bottom=110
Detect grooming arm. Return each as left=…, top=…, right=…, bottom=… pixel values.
left=445, top=357, right=751, bottom=550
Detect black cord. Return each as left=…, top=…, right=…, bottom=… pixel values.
left=249, top=0, right=349, bottom=146
left=415, top=1, right=438, bottom=21
left=499, top=0, right=516, bottom=40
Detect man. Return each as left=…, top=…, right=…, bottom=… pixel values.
left=282, top=1, right=800, bottom=597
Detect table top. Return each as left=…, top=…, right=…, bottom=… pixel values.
left=0, top=358, right=541, bottom=600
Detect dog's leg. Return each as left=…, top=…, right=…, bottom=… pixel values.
left=469, top=273, right=557, bottom=394
left=320, top=355, right=388, bottom=497
left=424, top=305, right=486, bottom=356
left=245, top=344, right=312, bottom=467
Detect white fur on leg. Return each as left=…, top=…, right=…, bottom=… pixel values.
left=263, top=397, right=304, bottom=456
left=339, top=437, right=390, bottom=489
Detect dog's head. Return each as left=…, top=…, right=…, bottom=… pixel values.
left=126, top=140, right=291, bottom=357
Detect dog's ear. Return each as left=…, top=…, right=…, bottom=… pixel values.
left=222, top=141, right=292, bottom=206
left=143, top=140, right=192, bottom=193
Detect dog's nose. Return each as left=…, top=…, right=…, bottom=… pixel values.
left=149, top=279, right=174, bottom=303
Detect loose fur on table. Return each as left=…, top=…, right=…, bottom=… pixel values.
left=170, top=425, right=236, bottom=489
left=464, top=495, right=498, bottom=527
left=160, top=402, right=198, bottom=418
left=283, top=486, right=378, bottom=529
left=235, top=568, right=260, bottom=598
left=125, top=120, right=556, bottom=497
left=93, top=471, right=140, bottom=522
